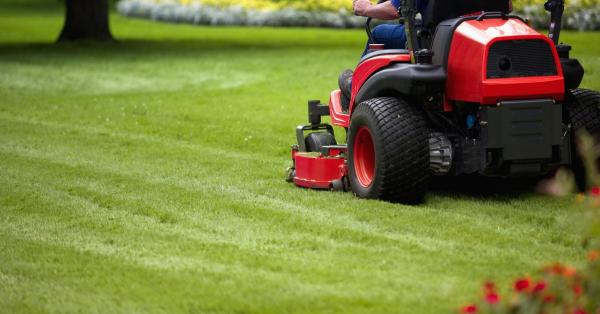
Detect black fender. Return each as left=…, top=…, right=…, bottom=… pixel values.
left=354, top=63, right=447, bottom=104
left=561, top=58, right=584, bottom=90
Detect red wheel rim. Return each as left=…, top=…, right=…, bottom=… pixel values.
left=353, top=126, right=375, bottom=187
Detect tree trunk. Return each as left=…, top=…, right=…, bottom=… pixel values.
left=58, top=0, right=113, bottom=42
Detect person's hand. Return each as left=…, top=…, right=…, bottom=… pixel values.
left=353, top=0, right=372, bottom=16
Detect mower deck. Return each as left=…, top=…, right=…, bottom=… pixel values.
left=290, top=146, right=347, bottom=191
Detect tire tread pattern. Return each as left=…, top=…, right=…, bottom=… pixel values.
left=567, top=89, right=600, bottom=137
left=305, top=132, right=337, bottom=152
left=566, top=88, right=600, bottom=190
left=350, top=97, right=430, bottom=203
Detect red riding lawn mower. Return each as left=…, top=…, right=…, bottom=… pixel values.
left=287, top=0, right=600, bottom=203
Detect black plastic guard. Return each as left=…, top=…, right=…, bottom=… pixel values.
left=561, top=58, right=584, bottom=90
left=481, top=99, right=564, bottom=161
left=354, top=63, right=446, bottom=104
left=480, top=99, right=572, bottom=177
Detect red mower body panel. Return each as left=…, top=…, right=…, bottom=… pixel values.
left=445, top=18, right=565, bottom=105
left=329, top=89, right=348, bottom=127
left=330, top=53, right=411, bottom=128
left=350, top=54, right=412, bottom=113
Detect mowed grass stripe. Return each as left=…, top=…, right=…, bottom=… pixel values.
left=0, top=148, right=476, bottom=257
left=2, top=166, right=435, bottom=312
left=2, top=150, right=445, bottom=260
left=0, top=111, right=273, bottom=163
left=0, top=2, right=596, bottom=311
left=0, top=113, right=582, bottom=262
left=0, top=117, right=576, bottom=243
left=3, top=97, right=580, bottom=312
left=1, top=237, right=374, bottom=313
left=1, top=164, right=459, bottom=312
left=0, top=114, right=582, bottom=257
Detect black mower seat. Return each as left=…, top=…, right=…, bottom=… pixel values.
left=360, top=49, right=410, bottom=63
left=424, top=0, right=510, bottom=27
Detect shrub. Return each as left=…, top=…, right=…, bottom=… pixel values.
left=116, top=0, right=363, bottom=28
left=196, top=0, right=351, bottom=12
left=514, top=0, right=600, bottom=10
left=117, top=0, right=600, bottom=30
left=521, top=4, right=600, bottom=31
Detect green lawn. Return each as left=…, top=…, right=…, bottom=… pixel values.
left=1, top=1, right=600, bottom=313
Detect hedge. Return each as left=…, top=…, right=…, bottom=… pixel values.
left=116, top=0, right=600, bottom=30
left=116, top=0, right=364, bottom=28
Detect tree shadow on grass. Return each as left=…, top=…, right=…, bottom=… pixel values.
left=0, top=32, right=361, bottom=59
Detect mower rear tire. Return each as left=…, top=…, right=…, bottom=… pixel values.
left=566, top=89, right=600, bottom=190
left=305, top=132, right=337, bottom=153
left=347, top=97, right=430, bottom=203
left=567, top=89, right=600, bottom=137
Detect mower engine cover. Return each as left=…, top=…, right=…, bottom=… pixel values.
left=441, top=17, right=565, bottom=104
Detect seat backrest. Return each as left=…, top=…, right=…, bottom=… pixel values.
left=423, top=0, right=510, bottom=27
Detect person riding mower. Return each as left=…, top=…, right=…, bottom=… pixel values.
left=287, top=0, right=600, bottom=204
left=339, top=0, right=432, bottom=111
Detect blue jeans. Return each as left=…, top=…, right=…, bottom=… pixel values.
left=363, top=24, right=408, bottom=57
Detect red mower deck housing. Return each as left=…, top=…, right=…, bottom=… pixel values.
left=291, top=147, right=347, bottom=190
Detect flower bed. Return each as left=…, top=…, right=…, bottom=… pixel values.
left=459, top=131, right=600, bottom=314
left=117, top=0, right=600, bottom=30
left=116, top=0, right=364, bottom=28
left=459, top=259, right=600, bottom=314
left=521, top=4, right=600, bottom=31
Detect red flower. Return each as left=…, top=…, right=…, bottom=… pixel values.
left=543, top=294, right=555, bottom=303
left=544, top=263, right=577, bottom=277
left=460, top=304, right=478, bottom=313
left=544, top=263, right=564, bottom=275
left=484, top=281, right=496, bottom=293
left=573, top=309, right=587, bottom=314
left=533, top=281, right=547, bottom=293
left=485, top=292, right=500, bottom=305
left=563, top=266, right=577, bottom=277
left=514, top=278, right=531, bottom=292
left=588, top=250, right=600, bottom=262
left=572, top=284, right=583, bottom=296
left=591, top=186, right=600, bottom=197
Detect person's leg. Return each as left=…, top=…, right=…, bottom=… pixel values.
left=340, top=24, right=407, bottom=112
left=338, top=69, right=353, bottom=112
left=362, top=24, right=407, bottom=56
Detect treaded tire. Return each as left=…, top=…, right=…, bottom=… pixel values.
left=566, top=89, right=600, bottom=190
left=347, top=97, right=430, bottom=203
left=567, top=89, right=600, bottom=137
left=305, top=132, right=337, bottom=153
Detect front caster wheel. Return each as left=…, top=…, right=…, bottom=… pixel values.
left=331, top=179, right=345, bottom=192
left=305, top=132, right=337, bottom=153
